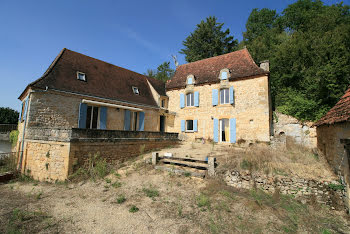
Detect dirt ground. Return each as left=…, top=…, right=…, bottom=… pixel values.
left=1, top=142, right=349, bottom=233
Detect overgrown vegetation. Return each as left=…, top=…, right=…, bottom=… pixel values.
left=9, top=130, right=19, bottom=147
left=0, top=152, right=17, bottom=173
left=69, top=153, right=112, bottom=181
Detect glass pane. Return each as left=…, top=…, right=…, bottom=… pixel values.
left=225, top=89, right=229, bottom=103
left=86, top=106, right=92, bottom=129
left=92, top=106, right=99, bottom=129
left=191, top=93, right=194, bottom=106
left=186, top=94, right=190, bottom=106
left=134, top=112, right=138, bottom=130
left=188, top=77, right=192, bottom=84
left=220, top=89, right=224, bottom=104
left=222, top=72, right=227, bottom=79
left=187, top=120, right=193, bottom=130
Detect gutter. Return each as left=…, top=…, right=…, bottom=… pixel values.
left=82, top=99, right=143, bottom=111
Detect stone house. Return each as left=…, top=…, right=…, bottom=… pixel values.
left=315, top=87, right=350, bottom=209
left=165, top=48, right=272, bottom=143
left=16, top=48, right=178, bottom=181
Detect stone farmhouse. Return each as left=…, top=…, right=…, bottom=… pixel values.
left=315, top=87, right=350, bottom=209
left=16, top=48, right=271, bottom=181
left=166, top=48, right=271, bottom=143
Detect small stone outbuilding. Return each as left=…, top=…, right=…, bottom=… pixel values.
left=315, top=87, right=350, bottom=210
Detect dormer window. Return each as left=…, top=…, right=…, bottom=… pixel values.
left=186, top=74, right=195, bottom=85
left=219, top=69, right=229, bottom=80
left=77, top=72, right=86, bottom=81
left=132, top=86, right=139, bottom=95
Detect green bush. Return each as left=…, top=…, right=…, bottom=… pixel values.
left=129, top=205, right=139, bottom=213
left=9, top=130, right=19, bottom=147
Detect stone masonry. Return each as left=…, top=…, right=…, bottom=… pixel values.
left=166, top=75, right=271, bottom=142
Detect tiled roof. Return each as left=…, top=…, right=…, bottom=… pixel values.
left=166, top=48, right=268, bottom=90
left=315, top=87, right=350, bottom=126
left=20, top=49, right=165, bottom=107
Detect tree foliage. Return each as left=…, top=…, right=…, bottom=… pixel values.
left=180, top=16, right=238, bottom=62
left=145, top=61, right=175, bottom=82
left=0, top=107, right=19, bottom=124
left=243, top=0, right=350, bottom=121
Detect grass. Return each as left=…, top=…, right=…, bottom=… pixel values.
left=116, top=195, right=126, bottom=204
left=129, top=205, right=139, bottom=213
left=111, top=181, right=122, bottom=188
left=196, top=193, right=210, bottom=209
left=143, top=187, right=159, bottom=198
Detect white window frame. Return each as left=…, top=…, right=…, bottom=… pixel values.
left=187, top=75, right=194, bottom=85
left=132, top=86, right=139, bottom=95
left=77, top=71, right=86, bottom=81
left=219, top=118, right=230, bottom=142
left=186, top=92, right=194, bottom=107
left=186, top=120, right=194, bottom=132
left=220, top=88, right=230, bottom=104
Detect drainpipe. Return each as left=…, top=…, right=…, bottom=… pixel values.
left=17, top=86, right=48, bottom=171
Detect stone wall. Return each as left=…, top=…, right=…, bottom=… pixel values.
left=317, top=122, right=350, bottom=210
left=225, top=170, right=345, bottom=210
left=23, top=140, right=70, bottom=181
left=166, top=75, right=271, bottom=142
left=272, top=112, right=317, bottom=149
left=20, top=127, right=178, bottom=181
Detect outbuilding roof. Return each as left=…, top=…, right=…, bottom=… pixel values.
left=19, top=48, right=165, bottom=107
left=315, top=87, right=350, bottom=126
left=166, top=48, right=268, bottom=90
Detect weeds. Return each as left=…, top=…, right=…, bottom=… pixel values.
left=116, top=195, right=126, bottom=204
left=129, top=205, right=139, bottom=213
left=196, top=193, right=210, bottom=209
left=111, top=181, right=122, bottom=188
left=143, top=187, right=159, bottom=198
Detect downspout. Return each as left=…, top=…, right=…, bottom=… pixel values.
left=17, top=86, right=48, bottom=171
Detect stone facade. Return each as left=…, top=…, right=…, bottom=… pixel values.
left=317, top=122, right=350, bottom=210
left=166, top=75, right=271, bottom=142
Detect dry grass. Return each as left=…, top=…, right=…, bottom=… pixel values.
left=217, top=139, right=336, bottom=181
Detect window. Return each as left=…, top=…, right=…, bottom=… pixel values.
left=20, top=101, right=25, bottom=122
left=221, top=71, right=228, bottom=80
left=77, top=72, right=86, bottom=81
left=161, top=99, right=165, bottom=108
left=186, top=93, right=194, bottom=106
left=186, top=120, right=193, bottom=131
left=86, top=106, right=99, bottom=129
left=132, top=86, right=139, bottom=95
left=220, top=88, right=229, bottom=104
left=187, top=75, right=194, bottom=85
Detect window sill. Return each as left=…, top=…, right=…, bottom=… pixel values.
left=184, top=106, right=198, bottom=109
left=185, top=130, right=195, bottom=133
left=217, top=104, right=233, bottom=107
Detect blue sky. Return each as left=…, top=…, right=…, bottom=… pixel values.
left=0, top=0, right=347, bottom=111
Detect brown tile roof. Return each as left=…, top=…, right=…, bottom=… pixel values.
left=20, top=48, right=165, bottom=107
left=145, top=76, right=166, bottom=96
left=315, top=87, right=350, bottom=126
left=166, top=48, right=268, bottom=90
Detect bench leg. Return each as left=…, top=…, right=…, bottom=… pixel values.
left=208, top=157, right=215, bottom=176
left=152, top=152, right=159, bottom=165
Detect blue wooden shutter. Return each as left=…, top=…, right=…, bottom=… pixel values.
left=194, top=92, right=199, bottom=107
left=213, top=118, right=219, bottom=142
left=139, top=112, right=145, bottom=131
left=181, top=120, right=185, bottom=132
left=212, top=89, right=218, bottom=106
left=194, top=119, right=198, bottom=132
left=229, top=86, right=234, bottom=104
left=23, top=97, right=29, bottom=121
left=99, top=107, right=107, bottom=129
left=78, top=103, right=87, bottom=128
left=180, top=93, right=185, bottom=108
left=124, top=110, right=131, bottom=130
left=230, top=118, right=236, bottom=143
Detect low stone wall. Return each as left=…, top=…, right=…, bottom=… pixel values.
left=22, top=127, right=179, bottom=181
left=224, top=170, right=345, bottom=210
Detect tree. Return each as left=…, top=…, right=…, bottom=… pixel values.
left=180, top=16, right=238, bottom=62
left=144, top=61, right=175, bottom=82
left=0, top=107, right=19, bottom=124
left=242, top=0, right=350, bottom=121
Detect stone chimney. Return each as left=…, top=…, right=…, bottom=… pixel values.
left=260, top=60, right=269, bottom=72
